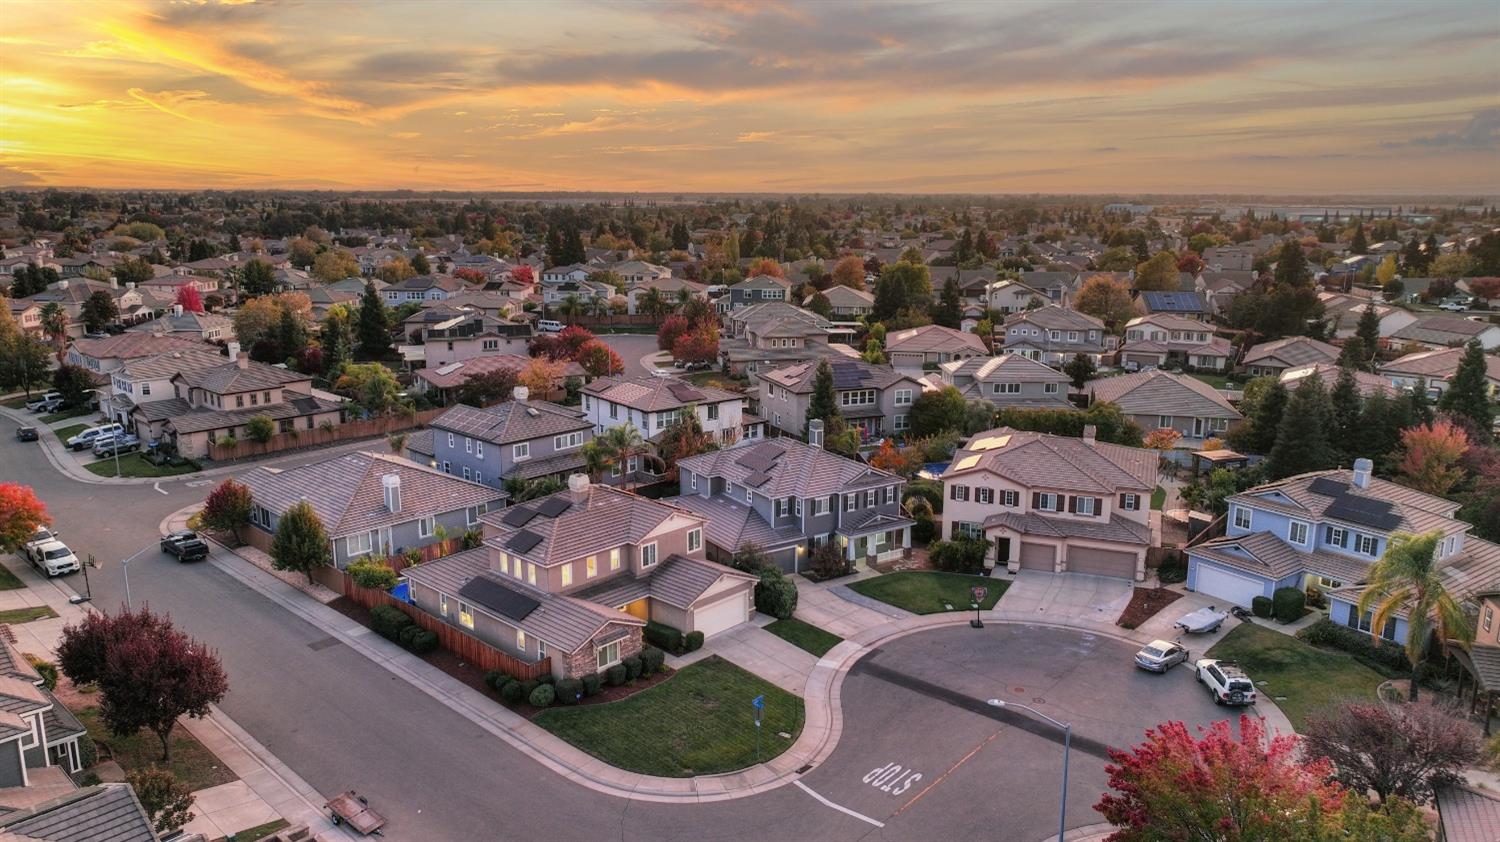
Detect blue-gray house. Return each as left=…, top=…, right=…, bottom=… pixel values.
left=429, top=388, right=595, bottom=489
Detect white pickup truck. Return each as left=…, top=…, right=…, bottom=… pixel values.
left=1195, top=658, right=1258, bottom=706
left=24, top=539, right=81, bottom=577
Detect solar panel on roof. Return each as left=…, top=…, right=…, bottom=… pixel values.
left=506, top=529, right=544, bottom=554
left=1308, top=477, right=1349, bottom=497
left=952, top=454, right=981, bottom=471
left=831, top=362, right=870, bottom=389
left=743, top=471, right=772, bottom=487
left=970, top=435, right=1011, bottom=451
left=666, top=382, right=704, bottom=402
left=501, top=506, right=538, bottom=527
left=458, top=576, right=539, bottom=622
left=1325, top=494, right=1401, bottom=531
left=535, top=497, right=572, bottom=518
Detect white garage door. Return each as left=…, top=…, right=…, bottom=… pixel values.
left=693, top=591, right=750, bottom=638
left=1194, top=563, right=1265, bottom=607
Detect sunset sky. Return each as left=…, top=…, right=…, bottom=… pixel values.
left=2, top=0, right=1497, bottom=194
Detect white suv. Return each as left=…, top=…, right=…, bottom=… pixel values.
left=1195, top=658, right=1257, bottom=706
left=25, top=540, right=81, bottom=577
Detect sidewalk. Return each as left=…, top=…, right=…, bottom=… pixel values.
left=669, top=618, right=816, bottom=694
left=793, top=575, right=906, bottom=638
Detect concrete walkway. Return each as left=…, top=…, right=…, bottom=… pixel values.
left=669, top=620, right=816, bottom=695
left=793, top=576, right=908, bottom=638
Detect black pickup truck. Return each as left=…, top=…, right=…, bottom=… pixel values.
left=160, top=530, right=210, bottom=562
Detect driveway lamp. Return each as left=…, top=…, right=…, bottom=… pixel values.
left=988, top=698, right=1070, bottom=842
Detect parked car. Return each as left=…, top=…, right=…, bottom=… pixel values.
left=1194, top=658, right=1257, bottom=706
left=650, top=367, right=674, bottom=379
left=684, top=359, right=713, bottom=371
left=160, top=530, right=200, bottom=554
left=162, top=535, right=209, bottom=563
left=14, top=426, right=38, bottom=442
left=25, top=392, right=61, bottom=413
left=1134, top=639, right=1189, bottom=673
left=67, top=423, right=123, bottom=452
left=24, top=539, right=81, bottom=577
left=21, top=527, right=58, bottom=558
left=1439, top=301, right=1469, bottom=312
left=536, top=319, right=564, bottom=334
left=92, top=433, right=140, bottom=458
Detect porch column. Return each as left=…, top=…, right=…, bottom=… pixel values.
left=901, top=526, right=910, bottom=549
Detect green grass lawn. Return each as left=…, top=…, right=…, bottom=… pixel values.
left=40, top=406, right=96, bottom=424
left=1, top=396, right=31, bottom=409
left=1151, top=486, right=1166, bottom=510
left=764, top=618, right=843, bottom=657
left=0, top=606, right=57, bottom=624
left=53, top=423, right=89, bottom=442
left=1205, top=623, right=1385, bottom=730
left=848, top=571, right=1008, bottom=615
left=74, top=705, right=237, bottom=792
left=225, top=819, right=289, bottom=842
left=84, top=454, right=199, bottom=478
left=1188, top=372, right=1231, bottom=390
left=0, top=564, right=24, bottom=591
left=535, top=656, right=804, bottom=777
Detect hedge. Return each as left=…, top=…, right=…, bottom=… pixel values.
left=556, top=678, right=583, bottom=705
left=685, top=631, right=705, bottom=652
left=606, top=664, right=627, bottom=686
left=581, top=672, right=604, bottom=696
left=640, top=646, right=664, bottom=675
left=1296, top=617, right=1411, bottom=675
left=519, top=679, right=540, bottom=700
left=370, top=604, right=413, bottom=641
left=755, top=570, right=797, bottom=619
left=529, top=684, right=556, bottom=708
left=1272, top=587, right=1306, bottom=624
left=347, top=558, right=399, bottom=591
left=484, top=670, right=509, bottom=691
left=645, top=622, right=686, bottom=654
left=1251, top=596, right=1273, bottom=619
left=623, top=654, right=643, bottom=681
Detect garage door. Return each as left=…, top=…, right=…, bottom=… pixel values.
left=692, top=591, right=750, bottom=638
left=1193, top=563, right=1266, bottom=607
left=1018, top=542, right=1056, bottom=572
left=1066, top=548, right=1137, bottom=579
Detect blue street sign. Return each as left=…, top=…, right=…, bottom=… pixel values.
left=752, top=694, right=765, bottom=710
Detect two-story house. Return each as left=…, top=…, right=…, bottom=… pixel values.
left=1001, top=306, right=1117, bottom=365
left=411, top=311, right=533, bottom=368
left=236, top=450, right=506, bottom=571
left=538, top=264, right=593, bottom=285
left=723, top=274, right=791, bottom=310
left=404, top=477, right=759, bottom=678
left=625, top=276, right=706, bottom=315
left=100, top=346, right=224, bottom=428
left=884, top=324, right=989, bottom=371
left=1084, top=369, right=1242, bottom=443
left=1240, top=336, right=1341, bottom=378
left=582, top=377, right=760, bottom=479
left=0, top=634, right=89, bottom=789
left=66, top=332, right=207, bottom=381
left=758, top=358, right=925, bottom=440
left=671, top=427, right=912, bottom=573
left=1117, top=314, right=1234, bottom=371
left=940, top=426, right=1155, bottom=580
left=137, top=274, right=219, bottom=300
left=982, top=279, right=1049, bottom=314
left=430, top=388, right=594, bottom=487
left=938, top=354, right=1074, bottom=409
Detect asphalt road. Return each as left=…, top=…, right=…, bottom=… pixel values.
left=0, top=425, right=1241, bottom=841
left=596, top=331, right=661, bottom=377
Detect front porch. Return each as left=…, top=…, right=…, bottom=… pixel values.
left=838, top=514, right=915, bottom=568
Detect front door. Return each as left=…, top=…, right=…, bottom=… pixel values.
left=995, top=536, right=1011, bottom=564
left=1192, top=417, right=1204, bottom=438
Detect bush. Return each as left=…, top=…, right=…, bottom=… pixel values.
left=645, top=621, right=686, bottom=654
left=754, top=569, right=798, bottom=619
left=405, top=630, right=438, bottom=654
left=500, top=680, right=524, bottom=704
left=556, top=678, right=583, bottom=705
left=1297, top=618, right=1412, bottom=674
left=484, top=670, right=509, bottom=691
left=537, top=673, right=555, bottom=685
left=519, top=679, right=540, bottom=700
left=370, top=604, right=413, bottom=640
left=640, top=647, right=664, bottom=675
left=623, top=655, right=643, bottom=681
left=685, top=631, right=705, bottom=652
left=1251, top=596, right=1274, bottom=619
left=1155, top=552, right=1186, bottom=584
left=1272, top=586, right=1306, bottom=624
left=25, top=656, right=58, bottom=691
left=461, top=529, right=483, bottom=550
left=347, top=558, right=399, bottom=590
left=77, top=734, right=98, bottom=770
left=929, top=537, right=988, bottom=574
left=1305, top=585, right=1327, bottom=609
left=911, top=511, right=936, bottom=544
left=905, top=479, right=944, bottom=514
left=606, top=664, right=627, bottom=686
left=581, top=672, right=604, bottom=696
left=528, top=684, right=556, bottom=708
left=398, top=625, right=422, bottom=648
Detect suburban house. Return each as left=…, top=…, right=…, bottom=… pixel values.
left=538, top=264, right=592, bottom=285
left=1001, top=306, right=1117, bottom=365
left=1279, top=362, right=1394, bottom=398
left=940, top=426, right=1156, bottom=580
left=884, top=324, right=989, bottom=370
left=582, top=377, right=760, bottom=478
left=1390, top=315, right=1500, bottom=351
left=625, top=277, right=706, bottom=315
left=381, top=274, right=464, bottom=304
left=1382, top=346, right=1500, bottom=397
left=938, top=354, right=1074, bottom=409
left=722, top=274, right=791, bottom=309
left=1321, top=295, right=1417, bottom=339
left=409, top=312, right=533, bottom=368
left=236, top=450, right=506, bottom=570
left=126, top=306, right=234, bottom=342
left=430, top=388, right=595, bottom=488
left=758, top=357, right=924, bottom=439
left=1138, top=290, right=1210, bottom=320
left=65, top=332, right=207, bottom=381
left=21, top=278, right=161, bottom=335
left=671, top=427, right=912, bottom=573
left=1240, top=336, right=1341, bottom=378
left=541, top=278, right=613, bottom=306
left=0, top=634, right=90, bottom=792
left=1118, top=314, right=1233, bottom=371
left=411, top=354, right=581, bottom=403
left=1083, top=369, right=1242, bottom=443
left=100, top=345, right=224, bottom=427
left=0, top=784, right=158, bottom=841
left=404, top=477, right=759, bottom=678
left=806, top=285, right=875, bottom=318
left=982, top=279, right=1050, bottom=314
left=611, top=260, right=671, bottom=286
left=719, top=302, right=855, bottom=375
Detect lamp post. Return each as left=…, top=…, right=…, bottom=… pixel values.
left=119, top=542, right=157, bottom=611
left=988, top=698, right=1071, bottom=842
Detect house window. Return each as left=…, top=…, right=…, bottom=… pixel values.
left=475, top=441, right=484, bottom=459
left=465, top=437, right=473, bottom=454
left=885, top=486, right=895, bottom=505
left=950, top=484, right=970, bottom=502
left=1157, top=415, right=1173, bottom=429
left=610, top=548, right=621, bottom=570
left=706, top=404, right=720, bottom=421
left=795, top=498, right=803, bottom=517
left=813, top=497, right=829, bottom=516
left=892, top=415, right=908, bottom=435
left=585, top=555, right=598, bottom=578
left=1076, top=496, right=1096, bottom=516
left=744, top=485, right=752, bottom=504
left=1289, top=520, right=1309, bottom=546
left=498, top=554, right=510, bottom=576
left=690, top=474, right=698, bottom=491
left=527, top=563, right=537, bottom=585
left=839, top=389, right=876, bottom=407
left=439, top=593, right=449, bottom=618
left=977, top=487, right=994, bottom=505
left=1327, top=527, right=1347, bottom=547
left=442, top=460, right=451, bottom=474
left=561, top=564, right=573, bottom=586
left=1347, top=608, right=1395, bottom=641
left=462, top=466, right=472, bottom=481
left=538, top=640, right=547, bottom=659
left=1485, top=606, right=1493, bottom=633
left=517, top=630, right=527, bottom=650
left=596, top=640, right=622, bottom=670
left=1233, top=506, right=1252, bottom=530
left=1355, top=534, right=1379, bottom=556
left=894, top=389, right=913, bottom=406
left=418, top=516, right=435, bottom=538
left=458, top=602, right=474, bottom=629
left=688, top=528, right=702, bottom=552
left=236, top=395, right=244, bottom=408
left=447, top=433, right=455, bottom=448
left=346, top=531, right=373, bottom=557
left=991, top=382, right=1021, bottom=395
left=1002, top=490, right=1019, bottom=507
left=776, top=498, right=790, bottom=518
left=513, top=442, right=529, bottom=461
left=953, top=521, right=983, bottom=540
left=141, top=383, right=150, bottom=396
left=554, top=432, right=583, bottom=450
left=640, top=542, right=658, bottom=568
left=1043, top=383, right=1059, bottom=394
left=1120, top=493, right=1140, bottom=511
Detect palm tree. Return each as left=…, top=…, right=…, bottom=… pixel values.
left=581, top=440, right=612, bottom=482
left=39, top=303, right=68, bottom=361
left=594, top=423, right=648, bottom=489
left=559, top=294, right=584, bottom=325
left=1357, top=530, right=1473, bottom=702
left=588, top=295, right=610, bottom=319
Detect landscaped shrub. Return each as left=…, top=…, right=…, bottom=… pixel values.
left=1297, top=617, right=1411, bottom=674
left=1155, top=552, right=1186, bottom=584
left=623, top=655, right=643, bottom=681
left=905, top=479, right=944, bottom=514
left=806, top=542, right=853, bottom=582
left=640, top=647, right=664, bottom=675
left=404, top=548, right=423, bottom=567
left=1251, top=596, right=1274, bottom=619
left=484, top=670, right=509, bottom=691
left=606, top=664, right=627, bottom=686
left=405, top=630, right=438, bottom=654
left=754, top=569, right=798, bottom=619
left=537, top=673, right=555, bottom=685
left=500, top=680, right=524, bottom=704
left=77, top=734, right=97, bottom=770
left=461, top=529, right=483, bottom=550
left=645, top=622, right=686, bottom=654
left=910, top=509, right=936, bottom=544
left=685, top=631, right=704, bottom=652
left=1272, top=587, right=1306, bottom=624
left=556, top=678, right=583, bottom=705
left=519, top=679, right=540, bottom=700
left=581, top=673, right=604, bottom=696
left=528, top=684, right=556, bottom=708
left=929, top=537, right=988, bottom=574
left=398, top=625, right=422, bottom=648
left=1304, top=585, right=1327, bottom=609
left=347, top=558, right=399, bottom=590
left=370, top=604, right=413, bottom=640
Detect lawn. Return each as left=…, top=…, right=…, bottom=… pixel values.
left=223, top=819, right=289, bottom=842
left=0, top=564, right=24, bottom=591
left=0, top=606, right=58, bottom=624
left=764, top=618, right=843, bottom=657
left=53, top=423, right=89, bottom=442
left=1151, top=486, right=1166, bottom=510
left=1205, top=622, right=1385, bottom=730
left=1188, top=373, right=1232, bottom=390
left=74, top=705, right=237, bottom=792
left=40, top=406, right=96, bottom=424
left=848, top=571, right=1008, bottom=615
left=1, top=396, right=31, bottom=409
left=534, top=656, right=804, bottom=777
left=84, top=454, right=199, bottom=478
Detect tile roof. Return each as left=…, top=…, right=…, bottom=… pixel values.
left=677, top=437, right=900, bottom=499
left=1004, top=305, right=1103, bottom=332
left=173, top=360, right=310, bottom=394
left=165, top=393, right=345, bottom=434
left=478, top=484, right=699, bottom=567
left=70, top=333, right=205, bottom=361
left=1084, top=370, right=1241, bottom=420
left=1437, top=784, right=1500, bottom=842
left=1227, top=469, right=1462, bottom=537
left=125, top=310, right=233, bottom=335
left=758, top=358, right=917, bottom=393
left=431, top=400, right=589, bottom=446
left=236, top=451, right=505, bottom=536
left=581, top=376, right=742, bottom=412
left=116, top=348, right=225, bottom=381
left=0, top=637, right=41, bottom=685
left=0, top=783, right=158, bottom=841
left=0, top=675, right=49, bottom=716
left=405, top=428, right=435, bottom=458
left=941, top=354, right=1071, bottom=385
left=1382, top=346, right=1500, bottom=384
left=943, top=427, right=1155, bottom=493
left=667, top=492, right=807, bottom=551
left=885, top=324, right=989, bottom=356
left=1191, top=531, right=1372, bottom=583
left=1279, top=362, right=1393, bottom=397
left=1391, top=315, right=1493, bottom=344
left=1241, top=336, right=1340, bottom=368
left=983, top=510, right=1150, bottom=545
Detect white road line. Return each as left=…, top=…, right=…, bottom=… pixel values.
left=793, top=780, right=886, bottom=828
left=153, top=482, right=168, bottom=495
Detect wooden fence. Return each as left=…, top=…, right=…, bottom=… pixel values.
left=207, top=408, right=443, bottom=461
left=332, top=570, right=552, bottom=679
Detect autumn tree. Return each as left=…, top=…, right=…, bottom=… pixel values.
left=127, top=767, right=196, bottom=835
left=271, top=500, right=331, bottom=583
left=456, top=367, right=520, bottom=408
left=672, top=325, right=719, bottom=364
left=1074, top=275, right=1135, bottom=330
left=1143, top=427, right=1182, bottom=452
left=831, top=255, right=866, bottom=290
left=1375, top=255, right=1398, bottom=289
left=81, top=290, right=119, bottom=333
left=1304, top=700, right=1480, bottom=806
left=746, top=257, right=783, bottom=278
left=56, top=607, right=228, bottom=763
left=233, top=293, right=311, bottom=354
left=1432, top=252, right=1476, bottom=280
left=1468, top=276, right=1500, bottom=306
left=312, top=249, right=360, bottom=282
left=334, top=363, right=401, bottom=415
left=174, top=285, right=204, bottom=314
left=1398, top=419, right=1470, bottom=495
left=518, top=357, right=565, bottom=396
left=657, top=314, right=691, bottom=352
left=1132, top=251, right=1179, bottom=292
left=199, top=479, right=252, bottom=544
left=1437, top=339, right=1494, bottom=435
left=869, top=439, right=922, bottom=478
left=0, top=484, right=50, bottom=552
left=575, top=339, right=624, bottom=377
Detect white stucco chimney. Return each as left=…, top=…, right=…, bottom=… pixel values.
left=174, top=304, right=184, bottom=317
left=1352, top=458, right=1373, bottom=489
left=808, top=418, right=824, bottom=449
left=109, top=277, right=118, bottom=289
left=1082, top=425, right=1097, bottom=447
left=382, top=474, right=401, bottom=513
left=513, top=385, right=529, bottom=402
left=226, top=341, right=241, bottom=361
left=568, top=473, right=590, bottom=503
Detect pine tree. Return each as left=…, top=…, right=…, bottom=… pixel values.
left=1437, top=340, right=1494, bottom=435
left=1354, top=304, right=1381, bottom=369
left=1337, top=336, right=1367, bottom=371
left=1267, top=377, right=1336, bottom=479
left=1350, top=224, right=1368, bottom=255
left=1405, top=377, right=1435, bottom=427
left=271, top=500, right=331, bottom=584
left=357, top=281, right=392, bottom=358
left=1356, top=391, right=1399, bottom=467
left=275, top=307, right=308, bottom=361
left=563, top=226, right=586, bottom=265
left=1246, top=380, right=1289, bottom=454
left=545, top=228, right=563, bottom=267
left=1330, top=365, right=1363, bottom=463
left=806, top=359, right=841, bottom=439
left=933, top=277, right=963, bottom=328
left=1273, top=240, right=1310, bottom=287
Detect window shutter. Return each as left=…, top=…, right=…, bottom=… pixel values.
left=1032, top=492, right=1041, bottom=509
left=1068, top=495, right=1077, bottom=514
left=1119, top=494, right=1127, bottom=510
left=1093, top=498, right=1103, bottom=517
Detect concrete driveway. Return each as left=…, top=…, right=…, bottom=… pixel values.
left=673, top=621, right=817, bottom=694
left=1001, top=570, right=1133, bottom=623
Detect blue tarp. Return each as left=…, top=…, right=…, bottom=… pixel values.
left=919, top=462, right=950, bottom=480
left=391, top=580, right=411, bottom=603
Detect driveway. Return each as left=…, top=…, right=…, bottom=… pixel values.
left=795, top=577, right=905, bottom=638
left=1001, top=570, right=1133, bottom=622
left=674, top=621, right=817, bottom=694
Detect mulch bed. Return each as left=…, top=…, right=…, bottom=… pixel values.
left=1117, top=587, right=1184, bottom=630
left=328, top=596, right=670, bottom=718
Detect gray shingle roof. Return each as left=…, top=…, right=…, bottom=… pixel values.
left=1241, top=336, right=1340, bottom=368
left=70, top=333, right=205, bottom=362
left=885, top=325, right=988, bottom=356
left=677, top=437, right=900, bottom=499
left=1382, top=346, right=1500, bottom=384
left=581, top=376, right=742, bottom=412
left=758, top=358, right=917, bottom=394
left=941, top=354, right=1071, bottom=385
left=1392, top=315, right=1492, bottom=344
left=0, top=784, right=157, bottom=842
left=477, top=484, right=699, bottom=567
left=1085, top=370, right=1241, bottom=420
left=1437, top=784, right=1500, bottom=842
left=1226, top=469, right=1462, bottom=537
left=666, top=492, right=806, bottom=551
left=431, top=400, right=589, bottom=446
left=1003, top=305, right=1103, bottom=332
left=116, top=348, right=225, bottom=381
left=173, top=360, right=309, bottom=394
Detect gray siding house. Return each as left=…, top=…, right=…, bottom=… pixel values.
left=939, top=354, right=1074, bottom=409
left=430, top=388, right=594, bottom=488
left=758, top=358, right=925, bottom=439
left=1002, top=306, right=1116, bottom=365
left=1083, top=369, right=1242, bottom=443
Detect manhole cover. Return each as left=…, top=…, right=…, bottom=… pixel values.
left=307, top=636, right=341, bottom=651
left=1032, top=697, right=1046, bottom=704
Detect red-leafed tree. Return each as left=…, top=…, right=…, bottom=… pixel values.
left=672, top=325, right=719, bottom=364
left=453, top=267, right=486, bottom=284
left=57, top=607, right=228, bottom=763
left=1467, top=276, right=1500, bottom=305
left=531, top=325, right=596, bottom=362
left=199, top=478, right=252, bottom=544
left=1096, top=716, right=1347, bottom=840
left=831, top=255, right=866, bottom=290
left=575, top=339, right=624, bottom=377
left=1177, top=252, right=1205, bottom=275
left=0, top=483, right=50, bottom=553
left=174, top=284, right=204, bottom=314
left=747, top=257, right=783, bottom=278
left=1398, top=419, right=1470, bottom=495
left=657, top=314, right=691, bottom=352
left=511, top=265, right=534, bottom=285
left=1303, top=699, right=1481, bottom=805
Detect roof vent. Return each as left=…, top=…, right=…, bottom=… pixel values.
left=513, top=385, right=529, bottom=401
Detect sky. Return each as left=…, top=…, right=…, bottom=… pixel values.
left=2, top=0, right=1498, bottom=195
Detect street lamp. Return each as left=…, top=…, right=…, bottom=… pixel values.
left=118, top=542, right=157, bottom=610
left=988, top=698, right=1071, bottom=842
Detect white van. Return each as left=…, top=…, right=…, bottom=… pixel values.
left=536, top=319, right=564, bottom=334
left=66, top=422, right=123, bottom=451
